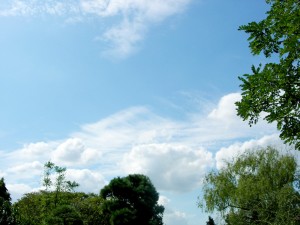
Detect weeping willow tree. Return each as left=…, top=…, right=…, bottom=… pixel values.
left=199, top=147, right=300, bottom=224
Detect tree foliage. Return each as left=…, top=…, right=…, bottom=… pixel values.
left=206, top=216, right=216, bottom=225
left=14, top=191, right=104, bottom=225
left=43, top=161, right=79, bottom=208
left=14, top=162, right=89, bottom=225
left=200, top=147, right=300, bottom=224
left=0, top=178, right=16, bottom=225
left=11, top=163, right=164, bottom=225
left=100, top=174, right=164, bottom=225
left=236, top=0, right=300, bottom=149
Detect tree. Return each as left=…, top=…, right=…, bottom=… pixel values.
left=73, top=193, right=105, bottom=225
left=199, top=147, right=300, bottom=224
left=0, top=178, right=15, bottom=225
left=43, top=161, right=79, bottom=208
left=206, top=216, right=216, bottom=225
left=14, top=191, right=105, bottom=225
left=14, top=162, right=83, bottom=225
left=236, top=0, right=300, bottom=149
left=100, top=174, right=164, bottom=225
left=46, top=204, right=82, bottom=225
left=13, top=192, right=44, bottom=225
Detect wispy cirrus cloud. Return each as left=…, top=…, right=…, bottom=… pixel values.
left=0, top=0, right=192, bottom=58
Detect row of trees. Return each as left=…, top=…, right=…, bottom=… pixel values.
left=0, top=163, right=164, bottom=225
left=2, top=147, right=298, bottom=225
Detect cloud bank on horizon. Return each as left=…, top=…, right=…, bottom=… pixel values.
left=0, top=0, right=192, bottom=58
left=0, top=92, right=284, bottom=200
left=0, top=91, right=293, bottom=225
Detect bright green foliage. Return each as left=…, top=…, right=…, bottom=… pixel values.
left=14, top=191, right=104, bottom=225
left=42, top=161, right=79, bottom=209
left=100, top=174, right=164, bottom=225
left=236, top=0, right=300, bottom=149
left=72, top=193, right=104, bottom=225
left=13, top=161, right=107, bottom=225
left=46, top=204, right=82, bottom=225
left=13, top=192, right=44, bottom=225
left=0, top=178, right=16, bottom=225
left=200, top=147, right=300, bottom=224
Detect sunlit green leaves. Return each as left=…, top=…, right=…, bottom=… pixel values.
left=236, top=0, right=300, bottom=149
left=200, top=147, right=300, bottom=224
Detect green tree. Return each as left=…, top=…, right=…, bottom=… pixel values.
left=15, top=191, right=104, bottom=225
left=73, top=193, right=104, bottom=225
left=236, top=0, right=300, bottom=149
left=43, top=161, right=79, bottom=208
left=0, top=177, right=15, bottom=225
left=13, top=192, right=44, bottom=225
left=199, top=147, right=300, bottom=224
left=46, top=204, right=82, bottom=225
left=14, top=162, right=83, bottom=225
left=100, top=174, right=164, bottom=225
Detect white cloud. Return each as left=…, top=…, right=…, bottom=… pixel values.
left=0, top=1, right=78, bottom=17
left=157, top=195, right=190, bottom=225
left=7, top=161, right=43, bottom=178
left=100, top=18, right=145, bottom=58
left=83, top=0, right=192, bottom=58
left=0, top=0, right=192, bottom=58
left=0, top=92, right=281, bottom=202
left=121, top=143, right=214, bottom=192
left=7, top=183, right=33, bottom=201
left=215, top=134, right=285, bottom=170
left=0, top=170, right=6, bottom=178
left=164, top=209, right=189, bottom=225
left=73, top=106, right=179, bottom=157
left=66, top=169, right=107, bottom=193
left=158, top=195, right=170, bottom=206
left=19, top=142, right=55, bottom=161
left=52, top=138, right=102, bottom=166
left=208, top=93, right=241, bottom=121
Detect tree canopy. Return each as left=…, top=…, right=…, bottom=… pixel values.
left=236, top=0, right=300, bottom=149
left=100, top=174, right=164, bottom=225
left=12, top=163, right=164, bottom=225
left=14, top=161, right=104, bottom=225
left=15, top=191, right=104, bottom=225
left=0, top=177, right=15, bottom=225
left=206, top=216, right=216, bottom=225
left=200, top=147, right=300, bottom=224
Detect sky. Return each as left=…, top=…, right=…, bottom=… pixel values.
left=0, top=0, right=294, bottom=224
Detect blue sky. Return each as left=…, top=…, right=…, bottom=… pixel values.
left=0, top=0, right=287, bottom=224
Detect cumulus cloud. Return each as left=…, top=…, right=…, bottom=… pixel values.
left=158, top=195, right=170, bottom=206
left=7, top=183, right=33, bottom=201
left=0, top=0, right=192, bottom=58
left=66, top=169, right=107, bottom=193
left=164, top=209, right=189, bottom=225
left=7, top=161, right=43, bottom=178
left=1, top=92, right=280, bottom=201
left=208, top=93, right=241, bottom=121
left=121, top=143, right=214, bottom=192
left=157, top=195, right=189, bottom=225
left=52, top=138, right=102, bottom=166
left=215, top=134, right=285, bottom=170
